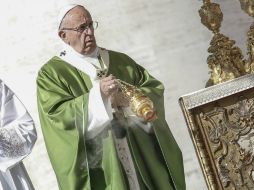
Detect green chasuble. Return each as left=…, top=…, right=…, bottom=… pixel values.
left=37, top=49, right=186, bottom=190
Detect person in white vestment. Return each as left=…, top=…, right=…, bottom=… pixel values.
left=0, top=79, right=37, bottom=190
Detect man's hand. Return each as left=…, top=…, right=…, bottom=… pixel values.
left=100, top=74, right=118, bottom=98
left=111, top=91, right=129, bottom=108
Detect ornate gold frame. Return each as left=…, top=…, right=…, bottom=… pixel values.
left=180, top=74, right=254, bottom=190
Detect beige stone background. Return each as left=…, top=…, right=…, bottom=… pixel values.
left=0, top=0, right=252, bottom=189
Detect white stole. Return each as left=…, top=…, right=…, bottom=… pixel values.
left=57, top=46, right=113, bottom=139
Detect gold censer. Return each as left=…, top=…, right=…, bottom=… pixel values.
left=117, top=79, right=157, bottom=122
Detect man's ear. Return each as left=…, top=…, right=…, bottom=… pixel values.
left=58, top=30, right=66, bottom=40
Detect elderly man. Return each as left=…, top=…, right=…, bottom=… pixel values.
left=0, top=79, right=37, bottom=190
left=37, top=4, right=185, bottom=190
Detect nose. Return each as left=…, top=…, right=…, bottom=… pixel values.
left=85, top=27, right=94, bottom=35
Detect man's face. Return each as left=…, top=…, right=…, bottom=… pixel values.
left=59, top=7, right=97, bottom=55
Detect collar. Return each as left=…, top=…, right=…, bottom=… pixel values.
left=58, top=44, right=108, bottom=80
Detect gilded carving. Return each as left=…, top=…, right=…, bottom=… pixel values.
left=179, top=74, right=254, bottom=190
left=207, top=33, right=245, bottom=85
left=199, top=1, right=247, bottom=86
left=239, top=0, right=254, bottom=17
left=245, top=23, right=254, bottom=73
left=196, top=97, right=254, bottom=189
left=199, top=1, right=223, bottom=34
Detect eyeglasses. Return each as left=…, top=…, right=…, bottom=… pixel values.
left=61, top=21, right=98, bottom=33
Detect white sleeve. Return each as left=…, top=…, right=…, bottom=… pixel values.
left=86, top=82, right=113, bottom=139
left=0, top=82, right=37, bottom=172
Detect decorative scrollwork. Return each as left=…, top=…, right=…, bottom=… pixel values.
left=197, top=96, right=254, bottom=189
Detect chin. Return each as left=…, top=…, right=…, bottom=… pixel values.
left=83, top=46, right=96, bottom=55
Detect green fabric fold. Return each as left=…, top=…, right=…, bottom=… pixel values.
left=37, top=51, right=186, bottom=190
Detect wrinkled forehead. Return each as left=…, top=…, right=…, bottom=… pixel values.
left=64, top=6, right=92, bottom=27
